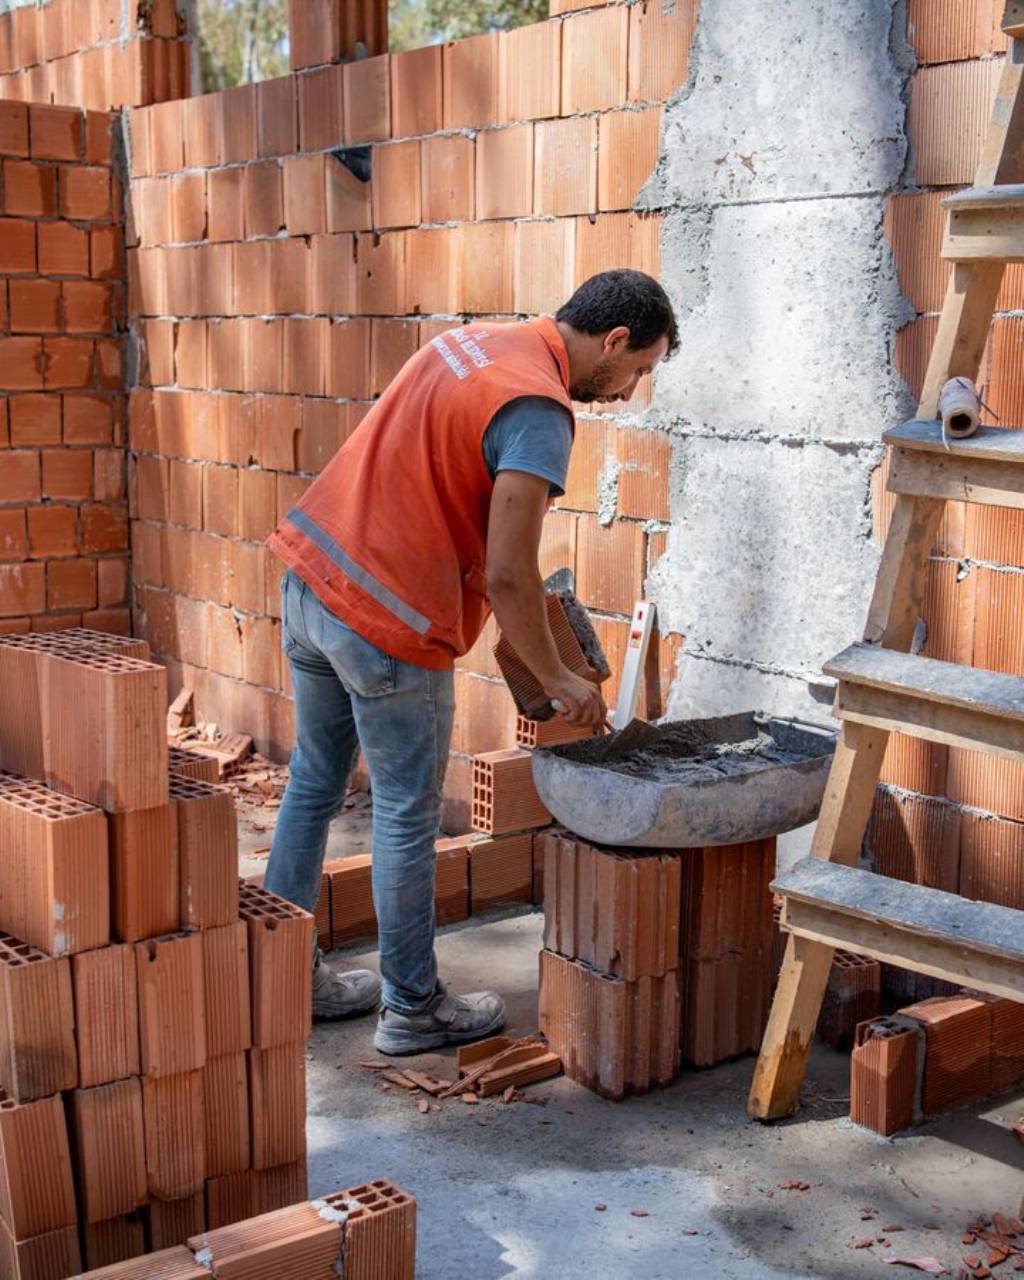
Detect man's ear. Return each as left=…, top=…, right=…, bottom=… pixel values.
left=603, top=325, right=631, bottom=354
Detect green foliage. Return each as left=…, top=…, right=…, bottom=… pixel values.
left=389, top=0, right=550, bottom=51
left=196, top=0, right=290, bottom=91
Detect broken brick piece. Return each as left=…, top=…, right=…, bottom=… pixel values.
left=71, top=1078, right=147, bottom=1223
left=0, top=1094, right=77, bottom=1240
left=0, top=771, right=110, bottom=955
left=240, top=882, right=313, bottom=1048
left=170, top=775, right=238, bottom=928
left=541, top=831, right=680, bottom=980
left=73, top=943, right=140, bottom=1087
left=471, top=748, right=551, bottom=835
left=136, top=931, right=206, bottom=1077
left=538, top=948, right=680, bottom=1101
left=248, top=1042, right=307, bottom=1170
left=0, top=931, right=77, bottom=1101
left=850, top=1018, right=919, bottom=1137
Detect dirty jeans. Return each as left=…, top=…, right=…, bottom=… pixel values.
left=264, top=569, right=455, bottom=1014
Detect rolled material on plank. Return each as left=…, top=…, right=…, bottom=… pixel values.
left=938, top=376, right=981, bottom=447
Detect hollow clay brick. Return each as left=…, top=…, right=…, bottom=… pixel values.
left=538, top=948, right=680, bottom=1101
left=680, top=948, right=772, bottom=1068
left=324, top=1179, right=417, bottom=1280
left=959, top=810, right=1024, bottom=909
left=314, top=872, right=332, bottom=951
left=850, top=1019, right=919, bottom=1137
left=627, top=0, right=698, bottom=103
left=71, top=1078, right=147, bottom=1223
left=201, top=921, right=251, bottom=1060
left=867, top=789, right=961, bottom=894
left=0, top=773, right=109, bottom=955
left=818, top=950, right=882, bottom=1052
left=38, top=647, right=168, bottom=813
left=110, top=804, right=179, bottom=943
left=205, top=1170, right=257, bottom=1233
left=0, top=1094, right=77, bottom=1240
left=169, top=776, right=238, bottom=929
left=541, top=832, right=680, bottom=980
left=248, top=1042, right=307, bottom=1171
left=149, top=1193, right=205, bottom=1252
left=239, top=882, right=313, bottom=1048
left=253, top=1159, right=309, bottom=1215
left=471, top=749, right=551, bottom=836
left=391, top=45, right=442, bottom=137
left=136, top=931, right=206, bottom=1078
left=475, top=123, right=533, bottom=219
left=989, top=996, right=1024, bottom=1094
left=203, top=1052, right=250, bottom=1179
left=500, top=20, right=560, bottom=123
left=327, top=855, right=376, bottom=948
left=899, top=994, right=993, bottom=1115
left=468, top=833, right=534, bottom=913
left=343, top=53, right=390, bottom=144
left=0, top=1220, right=81, bottom=1280
left=534, top=116, right=597, bottom=218
left=561, top=6, right=628, bottom=113
left=189, top=1201, right=342, bottom=1279
left=0, top=931, right=77, bottom=1101
left=142, top=1071, right=206, bottom=1201
left=76, top=1244, right=211, bottom=1277
left=73, top=947, right=142, bottom=1085
left=433, top=838, right=470, bottom=925
left=678, top=839, right=776, bottom=962
left=515, top=715, right=595, bottom=750
left=82, top=1213, right=147, bottom=1270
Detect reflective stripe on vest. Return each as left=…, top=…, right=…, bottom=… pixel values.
left=283, top=507, right=432, bottom=636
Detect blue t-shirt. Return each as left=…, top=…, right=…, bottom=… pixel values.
left=482, top=396, right=573, bottom=497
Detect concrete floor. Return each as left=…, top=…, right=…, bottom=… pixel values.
left=238, top=801, right=1024, bottom=1280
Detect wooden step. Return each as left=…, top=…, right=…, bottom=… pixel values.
left=942, top=184, right=1024, bottom=262
left=824, top=641, right=1024, bottom=760
left=1005, top=0, right=1024, bottom=38
left=774, top=859, right=1024, bottom=1002
left=883, top=420, right=1024, bottom=508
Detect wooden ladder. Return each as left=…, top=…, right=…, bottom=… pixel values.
left=748, top=1, right=1024, bottom=1121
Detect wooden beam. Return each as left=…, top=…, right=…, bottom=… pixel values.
left=835, top=682, right=1024, bottom=761
left=883, top=421, right=1024, bottom=461
left=888, top=447, right=1024, bottom=508
left=944, top=205, right=1024, bottom=262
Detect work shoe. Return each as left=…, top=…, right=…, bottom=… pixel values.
left=312, top=950, right=381, bottom=1020
left=373, top=982, right=506, bottom=1055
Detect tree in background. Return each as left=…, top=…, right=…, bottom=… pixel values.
left=390, top=0, right=549, bottom=51
left=196, top=0, right=289, bottom=91
left=192, top=0, right=548, bottom=88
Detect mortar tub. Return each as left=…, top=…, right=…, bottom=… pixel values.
left=531, top=712, right=836, bottom=848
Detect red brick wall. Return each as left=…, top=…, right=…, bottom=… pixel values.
left=0, top=0, right=189, bottom=110
left=878, top=2, right=1024, bottom=892
left=124, top=0, right=696, bottom=783
left=0, top=102, right=129, bottom=638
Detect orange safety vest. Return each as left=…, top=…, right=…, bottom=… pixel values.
left=267, top=316, right=576, bottom=670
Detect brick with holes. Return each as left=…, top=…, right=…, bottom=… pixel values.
left=239, top=882, right=313, bottom=1048
left=471, top=749, right=550, bottom=836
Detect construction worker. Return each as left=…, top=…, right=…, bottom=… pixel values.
left=265, top=269, right=679, bottom=1055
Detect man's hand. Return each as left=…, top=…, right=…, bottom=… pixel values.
left=545, top=668, right=608, bottom=728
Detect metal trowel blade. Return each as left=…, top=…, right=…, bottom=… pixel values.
left=596, top=717, right=661, bottom=761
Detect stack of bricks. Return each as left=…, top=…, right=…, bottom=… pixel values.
left=850, top=990, right=1024, bottom=1137
left=0, top=626, right=315, bottom=1278
left=0, top=102, right=130, bottom=640
left=537, top=830, right=778, bottom=1098
left=0, top=0, right=189, bottom=112
left=537, top=831, right=681, bottom=1100
left=121, top=0, right=691, bottom=764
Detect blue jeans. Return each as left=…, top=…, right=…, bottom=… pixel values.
left=264, top=570, right=455, bottom=1013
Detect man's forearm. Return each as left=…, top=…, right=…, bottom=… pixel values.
left=489, top=569, right=563, bottom=691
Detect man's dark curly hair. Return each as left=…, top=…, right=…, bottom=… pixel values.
left=556, top=270, right=679, bottom=357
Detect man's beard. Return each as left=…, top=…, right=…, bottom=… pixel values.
left=569, top=357, right=617, bottom=403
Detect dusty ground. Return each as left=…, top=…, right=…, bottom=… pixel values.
left=235, top=791, right=1024, bottom=1280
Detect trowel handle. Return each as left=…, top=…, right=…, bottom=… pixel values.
left=551, top=699, right=568, bottom=714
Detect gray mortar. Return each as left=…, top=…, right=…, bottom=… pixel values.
left=642, top=0, right=917, bottom=728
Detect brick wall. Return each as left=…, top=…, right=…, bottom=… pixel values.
left=877, top=1, right=1024, bottom=901
left=0, top=100, right=129, bottom=638
left=123, top=0, right=696, bottom=795
left=0, top=0, right=189, bottom=110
